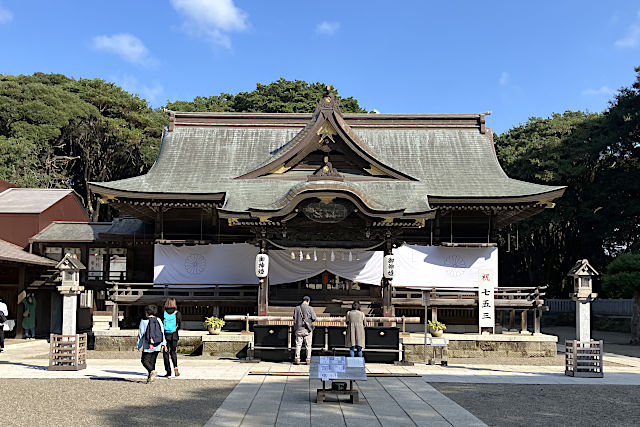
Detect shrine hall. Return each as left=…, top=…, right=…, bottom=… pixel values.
left=29, top=89, right=564, bottom=355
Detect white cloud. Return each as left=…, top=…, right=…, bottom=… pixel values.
left=582, top=86, right=615, bottom=96
left=372, top=109, right=380, bottom=114
left=316, top=21, right=340, bottom=36
left=499, top=71, right=510, bottom=86
left=92, top=34, right=155, bottom=66
left=615, top=10, right=640, bottom=48
left=170, top=0, right=249, bottom=49
left=113, top=75, right=164, bottom=105
left=0, top=3, right=13, bottom=24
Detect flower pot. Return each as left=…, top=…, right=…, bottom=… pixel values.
left=208, top=326, right=221, bottom=335
left=430, top=329, right=444, bottom=337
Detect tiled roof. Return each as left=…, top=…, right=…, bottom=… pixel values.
left=30, top=218, right=146, bottom=243
left=89, top=111, right=565, bottom=214
left=0, top=239, right=56, bottom=266
left=0, top=188, right=74, bottom=214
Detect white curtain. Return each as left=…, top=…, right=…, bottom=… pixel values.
left=268, top=250, right=383, bottom=286
left=154, top=243, right=259, bottom=285
left=154, top=243, right=383, bottom=286
left=392, top=245, right=498, bottom=289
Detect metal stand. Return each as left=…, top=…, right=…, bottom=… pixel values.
left=317, top=380, right=359, bottom=404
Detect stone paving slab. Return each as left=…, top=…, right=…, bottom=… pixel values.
left=3, top=356, right=640, bottom=385
left=205, top=373, right=487, bottom=427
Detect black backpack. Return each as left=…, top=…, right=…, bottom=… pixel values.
left=145, top=317, right=164, bottom=348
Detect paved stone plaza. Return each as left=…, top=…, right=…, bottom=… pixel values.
left=3, top=338, right=640, bottom=426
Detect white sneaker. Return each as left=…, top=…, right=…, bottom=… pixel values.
left=147, top=370, right=157, bottom=383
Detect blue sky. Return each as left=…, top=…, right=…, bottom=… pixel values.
left=0, top=0, right=638, bottom=133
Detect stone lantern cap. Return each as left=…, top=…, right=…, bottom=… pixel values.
left=568, top=259, right=598, bottom=277
left=56, top=253, right=85, bottom=295
left=56, top=253, right=86, bottom=271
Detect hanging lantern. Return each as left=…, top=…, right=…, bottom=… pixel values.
left=299, top=250, right=303, bottom=261
left=322, top=251, right=327, bottom=261
left=313, top=251, right=317, bottom=261
left=291, top=251, right=295, bottom=260
left=330, top=251, right=335, bottom=262
left=348, top=252, right=353, bottom=262
left=356, top=253, right=360, bottom=261
left=305, top=252, right=311, bottom=260
left=255, top=254, right=269, bottom=278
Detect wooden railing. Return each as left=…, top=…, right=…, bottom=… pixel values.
left=107, top=283, right=258, bottom=303
left=392, top=286, right=546, bottom=308
left=224, top=315, right=421, bottom=333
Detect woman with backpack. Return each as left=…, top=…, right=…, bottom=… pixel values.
left=162, top=298, right=182, bottom=377
left=136, top=304, right=166, bottom=383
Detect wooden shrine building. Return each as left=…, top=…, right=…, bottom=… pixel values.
left=82, top=90, right=564, bottom=329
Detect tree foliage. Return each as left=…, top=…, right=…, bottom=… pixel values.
left=603, top=253, right=640, bottom=298
left=165, top=78, right=369, bottom=113
left=0, top=73, right=167, bottom=220
left=496, top=67, right=640, bottom=296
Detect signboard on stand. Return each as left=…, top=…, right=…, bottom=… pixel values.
left=478, top=268, right=495, bottom=333
left=309, top=356, right=367, bottom=381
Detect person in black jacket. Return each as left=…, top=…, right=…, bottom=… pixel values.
left=162, top=298, right=182, bottom=377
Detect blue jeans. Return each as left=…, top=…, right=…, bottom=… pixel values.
left=25, top=327, right=35, bottom=338
left=350, top=345, right=362, bottom=357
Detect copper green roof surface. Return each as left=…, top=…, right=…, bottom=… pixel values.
left=89, top=111, right=565, bottom=214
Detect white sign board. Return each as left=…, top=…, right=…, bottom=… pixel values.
left=383, top=255, right=395, bottom=278
left=255, top=254, right=269, bottom=278
left=478, top=268, right=495, bottom=330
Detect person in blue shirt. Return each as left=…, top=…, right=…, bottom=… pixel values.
left=162, top=298, right=182, bottom=377
left=137, top=304, right=166, bottom=383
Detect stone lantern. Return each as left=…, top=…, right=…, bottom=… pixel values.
left=568, top=259, right=598, bottom=342
left=56, top=253, right=86, bottom=335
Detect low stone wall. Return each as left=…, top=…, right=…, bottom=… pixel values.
left=202, top=340, right=249, bottom=358
left=93, top=330, right=557, bottom=361
left=403, top=334, right=557, bottom=362
left=94, top=334, right=202, bottom=354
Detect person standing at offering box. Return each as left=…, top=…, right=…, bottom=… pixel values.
left=346, top=301, right=366, bottom=357
left=162, top=298, right=182, bottom=378
left=293, top=296, right=317, bottom=365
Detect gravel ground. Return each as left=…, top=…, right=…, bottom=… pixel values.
left=1, top=379, right=236, bottom=427
left=432, top=383, right=640, bottom=426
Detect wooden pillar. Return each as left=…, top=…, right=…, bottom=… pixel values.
left=509, top=309, right=515, bottom=331
left=431, top=306, right=438, bottom=323
left=382, top=241, right=393, bottom=318
left=534, top=309, right=541, bottom=335
left=111, top=302, right=119, bottom=330
left=520, top=310, right=528, bottom=334
left=16, top=265, right=27, bottom=339
left=258, top=278, right=268, bottom=318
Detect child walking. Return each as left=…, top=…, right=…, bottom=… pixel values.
left=137, top=304, right=166, bottom=383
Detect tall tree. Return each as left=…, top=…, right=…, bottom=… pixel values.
left=0, top=73, right=166, bottom=220
left=495, top=67, right=640, bottom=295
left=165, top=78, right=369, bottom=113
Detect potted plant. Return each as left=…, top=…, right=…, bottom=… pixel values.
left=427, top=320, right=446, bottom=337
left=203, top=316, right=225, bottom=335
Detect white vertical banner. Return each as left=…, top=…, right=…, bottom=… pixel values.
left=478, top=268, right=495, bottom=331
